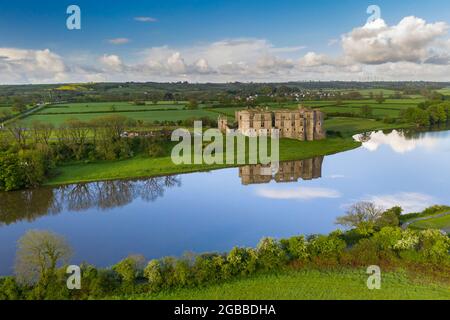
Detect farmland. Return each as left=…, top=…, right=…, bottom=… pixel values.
left=18, top=96, right=425, bottom=127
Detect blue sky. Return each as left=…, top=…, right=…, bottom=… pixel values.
left=0, top=0, right=450, bottom=83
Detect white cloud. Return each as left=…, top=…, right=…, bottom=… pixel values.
left=99, top=54, right=124, bottom=72
left=0, top=48, right=67, bottom=83
left=1, top=14, right=450, bottom=83
left=256, top=187, right=341, bottom=200
left=363, top=192, right=437, bottom=213
left=342, top=17, right=449, bottom=65
left=134, top=16, right=157, bottom=23
left=108, top=38, right=131, bottom=45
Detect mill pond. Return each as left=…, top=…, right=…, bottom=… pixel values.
left=0, top=129, right=450, bottom=274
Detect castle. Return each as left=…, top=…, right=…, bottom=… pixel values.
left=218, top=105, right=326, bottom=141
left=239, top=157, right=324, bottom=185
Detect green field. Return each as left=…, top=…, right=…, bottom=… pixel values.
left=118, top=268, right=450, bottom=300
left=325, top=117, right=406, bottom=134
left=24, top=109, right=219, bottom=125
left=409, top=214, right=450, bottom=232
left=16, top=97, right=423, bottom=126
left=47, top=137, right=360, bottom=185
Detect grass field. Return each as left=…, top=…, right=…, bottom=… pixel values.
left=410, top=214, right=450, bottom=232
left=118, top=268, right=450, bottom=300
left=24, top=109, right=219, bottom=125
left=47, top=137, right=360, bottom=185
left=325, top=117, right=406, bottom=134
left=17, top=97, right=423, bottom=126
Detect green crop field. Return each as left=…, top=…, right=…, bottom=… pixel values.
left=24, top=109, right=219, bottom=126
left=39, top=102, right=186, bottom=114
left=118, top=268, right=450, bottom=300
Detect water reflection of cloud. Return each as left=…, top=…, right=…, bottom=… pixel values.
left=328, top=174, right=345, bottom=179
left=364, top=192, right=437, bottom=213
left=356, top=130, right=438, bottom=154
left=256, top=187, right=341, bottom=200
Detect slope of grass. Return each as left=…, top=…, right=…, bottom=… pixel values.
left=409, top=214, right=450, bottom=231
left=119, top=268, right=450, bottom=300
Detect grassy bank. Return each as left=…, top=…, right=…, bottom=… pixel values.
left=46, top=137, right=360, bottom=185
left=119, top=268, right=450, bottom=300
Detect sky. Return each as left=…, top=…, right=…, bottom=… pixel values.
left=0, top=0, right=450, bottom=84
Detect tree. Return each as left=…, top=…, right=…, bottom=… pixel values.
left=335, top=202, right=383, bottom=235
left=12, top=100, right=27, bottom=113
left=15, top=230, right=72, bottom=285
left=376, top=206, right=402, bottom=228
left=360, top=105, right=373, bottom=118
left=187, top=99, right=199, bottom=110
left=375, top=92, right=385, bottom=104
left=113, top=254, right=146, bottom=284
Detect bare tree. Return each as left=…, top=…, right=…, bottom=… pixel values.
left=335, top=202, right=383, bottom=234
left=15, top=230, right=72, bottom=285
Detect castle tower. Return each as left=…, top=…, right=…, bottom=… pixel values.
left=218, top=115, right=228, bottom=133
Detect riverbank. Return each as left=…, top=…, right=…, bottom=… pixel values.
left=46, top=136, right=360, bottom=185
left=119, top=268, right=450, bottom=300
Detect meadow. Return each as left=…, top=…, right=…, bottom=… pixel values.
left=121, top=268, right=450, bottom=300
left=47, top=137, right=360, bottom=185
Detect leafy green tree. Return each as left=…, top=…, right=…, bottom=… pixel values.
left=360, top=105, right=373, bottom=118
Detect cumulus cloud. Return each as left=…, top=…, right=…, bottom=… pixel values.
left=0, top=48, right=67, bottom=83
left=342, top=16, right=449, bottom=65
left=1, top=14, right=450, bottom=83
left=256, top=187, right=341, bottom=200
left=99, top=54, right=124, bottom=72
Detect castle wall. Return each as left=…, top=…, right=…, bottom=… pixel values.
left=221, top=105, right=325, bottom=141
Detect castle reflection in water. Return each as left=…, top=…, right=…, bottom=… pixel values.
left=239, top=156, right=324, bottom=185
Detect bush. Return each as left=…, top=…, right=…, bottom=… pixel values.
left=194, top=253, right=227, bottom=284
left=113, top=254, right=146, bottom=283
left=225, top=247, right=258, bottom=277
left=418, top=229, right=450, bottom=263
left=280, top=235, right=309, bottom=261
left=307, top=234, right=346, bottom=260
left=256, top=238, right=287, bottom=271
left=144, top=260, right=164, bottom=291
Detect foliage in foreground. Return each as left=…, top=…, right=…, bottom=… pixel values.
left=0, top=205, right=449, bottom=300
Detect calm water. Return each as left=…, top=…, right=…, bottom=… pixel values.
left=1, top=129, right=450, bottom=274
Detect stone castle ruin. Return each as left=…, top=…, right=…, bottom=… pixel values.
left=239, top=157, right=324, bottom=185
left=218, top=105, right=326, bottom=141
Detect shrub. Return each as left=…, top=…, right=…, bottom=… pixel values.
left=173, top=258, right=194, bottom=287
left=280, top=235, right=309, bottom=261
left=194, top=253, right=227, bottom=284
left=113, top=254, right=146, bottom=283
left=418, top=229, right=450, bottom=263
left=225, top=247, right=258, bottom=277
left=144, top=260, right=164, bottom=291
left=307, top=234, right=346, bottom=260
left=256, top=238, right=287, bottom=271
